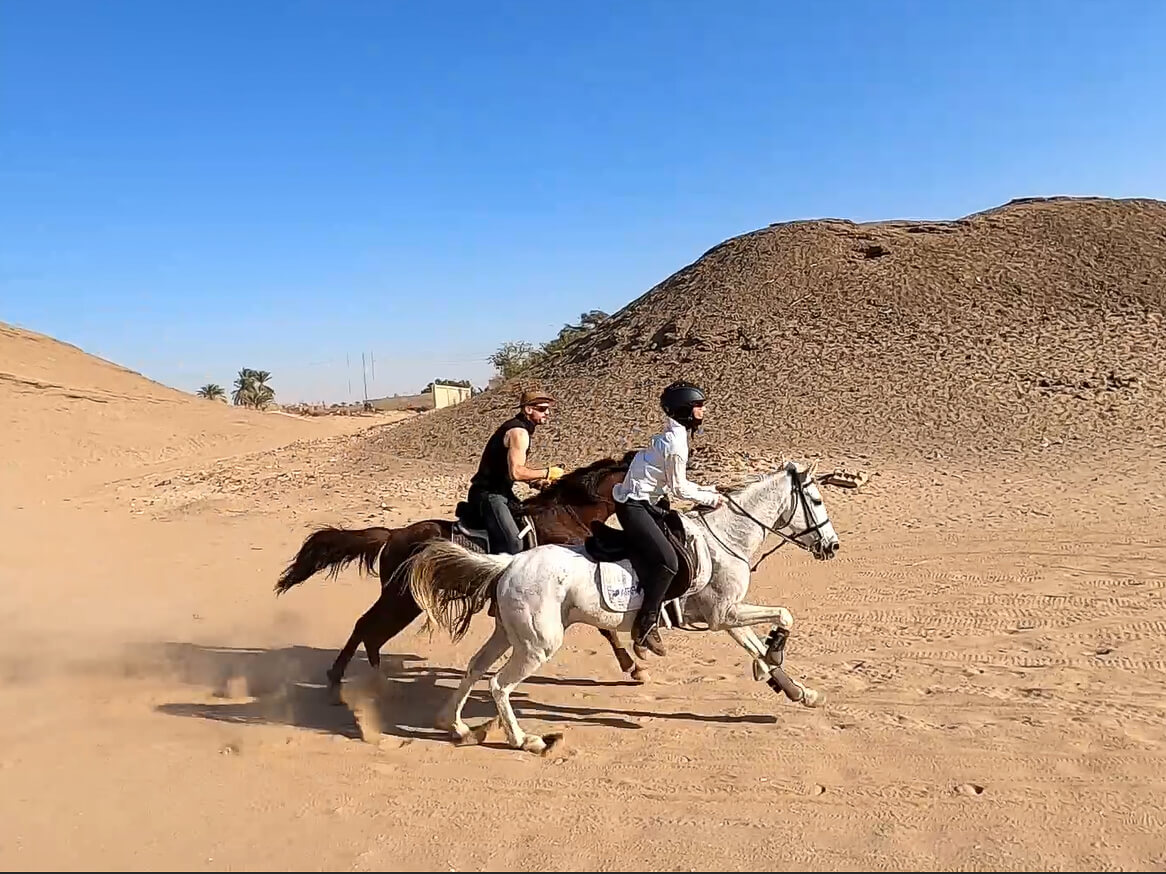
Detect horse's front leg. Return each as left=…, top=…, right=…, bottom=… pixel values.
left=722, top=602, right=794, bottom=629
left=720, top=606, right=823, bottom=708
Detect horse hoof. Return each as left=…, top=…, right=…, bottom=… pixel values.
left=630, top=666, right=651, bottom=684
left=327, top=683, right=344, bottom=706
left=801, top=687, right=824, bottom=708
left=522, top=732, right=564, bottom=756
left=448, top=722, right=473, bottom=744
left=455, top=717, right=498, bottom=746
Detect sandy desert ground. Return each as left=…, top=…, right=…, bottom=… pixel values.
left=7, top=193, right=1166, bottom=874
left=3, top=327, right=1165, bottom=871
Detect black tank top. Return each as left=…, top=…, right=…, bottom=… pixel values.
left=469, top=415, right=536, bottom=496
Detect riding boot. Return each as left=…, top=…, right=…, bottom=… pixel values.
left=632, top=565, right=673, bottom=657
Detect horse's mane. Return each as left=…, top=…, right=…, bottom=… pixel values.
left=522, top=449, right=637, bottom=508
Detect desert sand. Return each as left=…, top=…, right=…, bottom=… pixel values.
left=3, top=200, right=1165, bottom=872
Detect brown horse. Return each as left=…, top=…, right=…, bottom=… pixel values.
left=275, top=452, right=651, bottom=698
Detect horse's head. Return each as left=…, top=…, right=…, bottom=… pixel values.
left=781, top=459, right=840, bottom=560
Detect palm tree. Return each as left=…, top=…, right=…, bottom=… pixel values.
left=196, top=383, right=226, bottom=401
left=232, top=368, right=276, bottom=409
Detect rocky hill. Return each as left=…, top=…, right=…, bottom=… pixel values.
left=353, top=197, right=1166, bottom=473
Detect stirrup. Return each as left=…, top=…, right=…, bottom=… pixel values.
left=658, top=598, right=683, bottom=629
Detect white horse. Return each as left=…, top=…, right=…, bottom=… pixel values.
left=395, top=460, right=840, bottom=754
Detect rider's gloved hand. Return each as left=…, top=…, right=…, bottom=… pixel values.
left=546, top=465, right=566, bottom=481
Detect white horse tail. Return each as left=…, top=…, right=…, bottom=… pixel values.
left=395, top=540, right=514, bottom=642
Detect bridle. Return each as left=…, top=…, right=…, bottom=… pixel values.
left=697, top=467, right=830, bottom=572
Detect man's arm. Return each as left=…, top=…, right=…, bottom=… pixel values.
left=505, top=427, right=554, bottom=483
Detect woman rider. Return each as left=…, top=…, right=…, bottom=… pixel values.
left=612, top=380, right=723, bottom=655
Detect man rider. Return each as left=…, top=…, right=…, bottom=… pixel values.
left=465, top=388, right=566, bottom=554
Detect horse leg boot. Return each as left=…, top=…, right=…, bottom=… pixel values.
left=724, top=618, right=823, bottom=708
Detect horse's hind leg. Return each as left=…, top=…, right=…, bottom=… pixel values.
left=487, top=638, right=559, bottom=755
left=360, top=588, right=423, bottom=672
left=489, top=601, right=566, bottom=759
left=598, top=628, right=650, bottom=684
left=326, top=627, right=364, bottom=703
left=438, top=618, right=511, bottom=742
left=325, top=587, right=422, bottom=704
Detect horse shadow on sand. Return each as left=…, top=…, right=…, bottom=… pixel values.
left=143, top=641, right=777, bottom=745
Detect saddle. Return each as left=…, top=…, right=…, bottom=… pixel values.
left=454, top=496, right=537, bottom=619
left=452, top=498, right=535, bottom=555
left=584, top=509, right=697, bottom=603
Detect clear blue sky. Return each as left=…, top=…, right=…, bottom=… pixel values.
left=3, top=0, right=1164, bottom=402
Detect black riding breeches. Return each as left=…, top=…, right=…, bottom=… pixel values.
left=613, top=497, right=678, bottom=610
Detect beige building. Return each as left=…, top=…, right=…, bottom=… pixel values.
left=432, top=382, right=472, bottom=409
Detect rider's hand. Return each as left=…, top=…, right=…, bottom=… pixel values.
left=547, top=465, right=566, bottom=482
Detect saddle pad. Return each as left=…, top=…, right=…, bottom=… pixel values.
left=597, top=559, right=643, bottom=613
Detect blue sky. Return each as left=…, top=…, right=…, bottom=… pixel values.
left=3, top=0, right=1164, bottom=402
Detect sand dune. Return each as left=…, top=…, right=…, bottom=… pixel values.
left=0, top=322, right=402, bottom=497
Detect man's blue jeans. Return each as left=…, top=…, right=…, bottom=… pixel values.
left=478, top=491, right=523, bottom=555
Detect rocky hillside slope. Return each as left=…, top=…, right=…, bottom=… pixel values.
left=355, top=197, right=1166, bottom=473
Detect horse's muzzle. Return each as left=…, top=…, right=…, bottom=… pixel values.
left=815, top=540, right=840, bottom=560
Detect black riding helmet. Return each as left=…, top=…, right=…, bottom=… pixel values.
left=660, top=380, right=706, bottom=430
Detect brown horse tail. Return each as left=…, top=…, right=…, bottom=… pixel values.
left=392, top=540, right=512, bottom=643
left=274, top=526, right=392, bottom=595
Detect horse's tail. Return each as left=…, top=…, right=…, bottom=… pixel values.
left=274, top=526, right=392, bottom=594
left=393, top=540, right=513, bottom=643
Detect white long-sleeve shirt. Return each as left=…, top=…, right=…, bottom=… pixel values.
left=612, top=418, right=721, bottom=506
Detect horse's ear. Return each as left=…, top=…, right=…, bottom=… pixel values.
left=808, top=458, right=820, bottom=477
